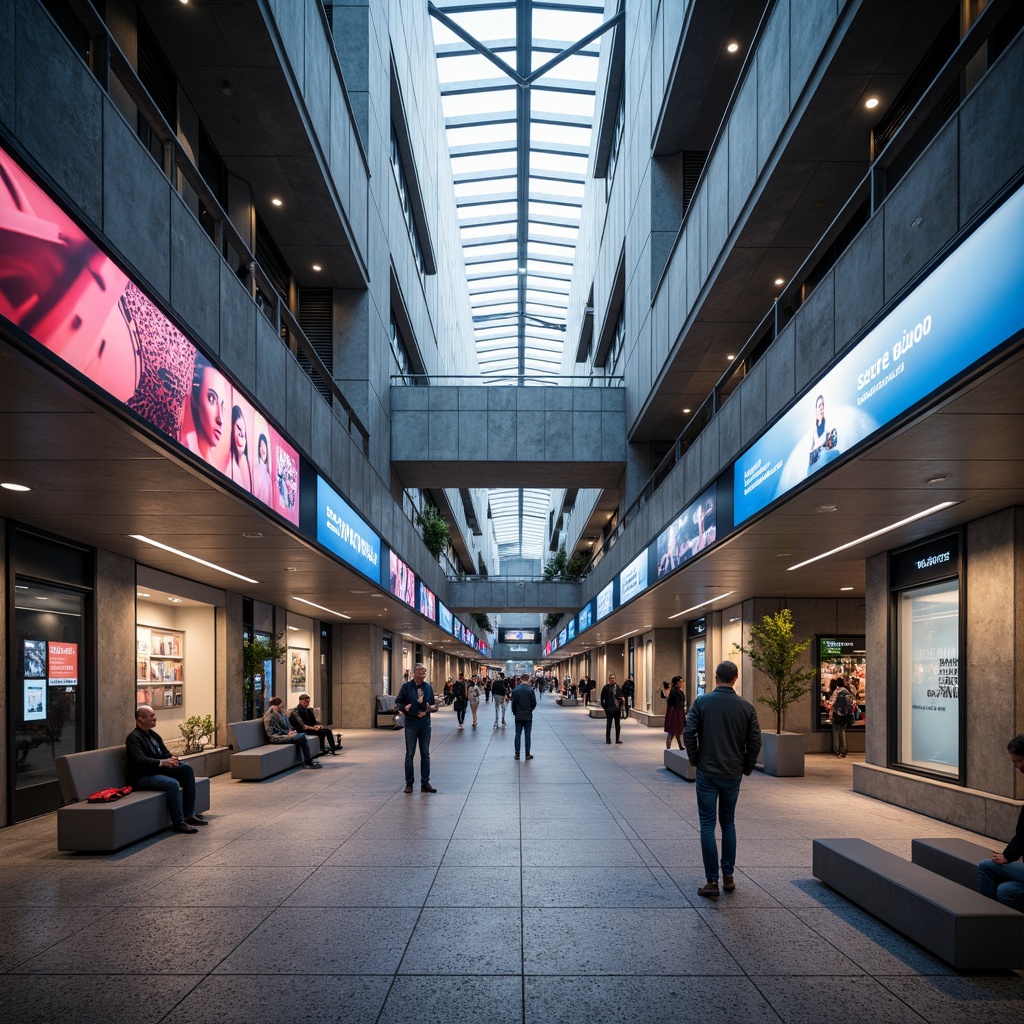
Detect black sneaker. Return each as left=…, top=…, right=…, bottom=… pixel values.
left=421, top=783, right=437, bottom=793
left=526, top=754, right=534, bottom=760
left=303, top=761, right=322, bottom=769
left=172, top=821, right=199, bottom=834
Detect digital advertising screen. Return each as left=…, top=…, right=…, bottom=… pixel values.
left=499, top=628, right=541, bottom=644
left=388, top=550, right=416, bottom=607
left=619, top=549, right=649, bottom=604
left=418, top=582, right=437, bottom=622
left=567, top=620, right=576, bottom=640
left=578, top=602, right=593, bottom=633
left=558, top=628, right=567, bottom=647
left=656, top=485, right=717, bottom=580
left=596, top=581, right=615, bottom=621
left=438, top=602, right=454, bottom=634
left=733, top=179, right=1024, bottom=525
left=0, top=141, right=302, bottom=525
left=316, top=477, right=381, bottom=583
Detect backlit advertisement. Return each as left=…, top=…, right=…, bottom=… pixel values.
left=389, top=551, right=415, bottom=607
left=596, top=581, right=615, bottom=621
left=734, top=179, right=1024, bottom=525
left=567, top=620, right=575, bottom=640
left=619, top=549, right=649, bottom=604
left=438, top=602, right=453, bottom=634
left=656, top=486, right=717, bottom=579
left=316, top=477, right=381, bottom=583
left=418, top=582, right=437, bottom=622
left=578, top=602, right=593, bottom=633
left=558, top=628, right=567, bottom=647
left=0, top=142, right=301, bottom=524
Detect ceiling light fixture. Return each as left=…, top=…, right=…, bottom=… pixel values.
left=287, top=625, right=299, bottom=631
left=927, top=475, right=948, bottom=485
left=138, top=592, right=151, bottom=598
left=242, top=531, right=263, bottom=539
left=669, top=592, right=735, bottom=619
left=1, top=482, right=30, bottom=492
left=609, top=628, right=639, bottom=642
left=840, top=587, right=854, bottom=592
left=167, top=597, right=183, bottom=603
left=127, top=535, right=260, bottom=584
left=682, top=407, right=691, bottom=414
left=312, top=264, right=322, bottom=272
left=271, top=197, right=283, bottom=207
left=294, top=597, right=351, bottom=619
left=727, top=354, right=735, bottom=361
left=774, top=277, right=785, bottom=286
left=787, top=502, right=958, bottom=571
left=726, top=41, right=739, bottom=53
left=865, top=97, right=879, bottom=109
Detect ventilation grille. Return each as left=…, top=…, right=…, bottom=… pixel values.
left=297, top=288, right=334, bottom=404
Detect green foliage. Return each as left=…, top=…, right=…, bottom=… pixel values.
left=544, top=612, right=562, bottom=630
left=733, top=608, right=815, bottom=733
left=417, top=504, right=450, bottom=558
left=179, top=714, right=215, bottom=754
left=543, top=546, right=589, bottom=581
left=472, top=611, right=493, bottom=633
left=243, top=631, right=287, bottom=720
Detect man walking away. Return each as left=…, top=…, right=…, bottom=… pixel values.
left=684, top=660, right=761, bottom=899
left=511, top=674, right=538, bottom=760
left=600, top=674, right=624, bottom=744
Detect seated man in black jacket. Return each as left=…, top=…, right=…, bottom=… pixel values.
left=978, top=733, right=1024, bottom=910
left=290, top=693, right=339, bottom=755
left=126, top=704, right=208, bottom=834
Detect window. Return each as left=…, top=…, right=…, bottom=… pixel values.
left=389, top=312, right=424, bottom=383
left=390, top=123, right=427, bottom=275
left=605, top=88, right=625, bottom=200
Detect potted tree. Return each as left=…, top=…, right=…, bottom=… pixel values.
left=734, top=608, right=815, bottom=776
left=417, top=504, right=449, bottom=560
left=179, top=714, right=215, bottom=754
left=242, top=632, right=287, bottom=720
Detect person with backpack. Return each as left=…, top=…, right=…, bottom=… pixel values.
left=828, top=677, right=856, bottom=758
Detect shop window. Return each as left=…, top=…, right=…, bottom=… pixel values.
left=895, top=578, right=961, bottom=778
left=816, top=637, right=866, bottom=732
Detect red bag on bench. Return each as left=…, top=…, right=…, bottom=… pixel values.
left=87, top=786, right=133, bottom=803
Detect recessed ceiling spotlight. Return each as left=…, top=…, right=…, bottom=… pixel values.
left=927, top=475, right=948, bottom=485
left=167, top=597, right=183, bottom=603
left=283, top=567, right=299, bottom=572
left=727, top=354, right=735, bottom=361
left=271, top=197, right=283, bottom=207
left=138, top=592, right=151, bottom=598
left=865, top=97, right=879, bottom=109
left=1, top=482, right=30, bottom=492
left=312, top=264, right=322, bottom=272
left=774, top=277, right=785, bottom=286
left=242, top=531, right=263, bottom=538
left=682, top=407, right=691, bottom=414
left=726, top=41, right=740, bottom=53
left=816, top=504, right=839, bottom=513
left=36, top=596, right=49, bottom=600
left=287, top=625, right=299, bottom=631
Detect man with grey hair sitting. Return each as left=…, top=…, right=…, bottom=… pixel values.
left=264, top=696, right=321, bottom=768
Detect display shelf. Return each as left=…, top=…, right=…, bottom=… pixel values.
left=137, top=626, right=185, bottom=709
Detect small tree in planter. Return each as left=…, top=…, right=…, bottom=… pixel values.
left=734, top=608, right=816, bottom=733
left=417, top=504, right=449, bottom=559
left=243, top=632, right=287, bottom=720
left=179, top=714, right=215, bottom=754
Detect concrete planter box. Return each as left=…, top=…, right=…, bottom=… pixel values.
left=760, top=731, right=805, bottom=777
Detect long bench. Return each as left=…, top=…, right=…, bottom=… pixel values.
left=664, top=748, right=696, bottom=781
left=812, top=837, right=1024, bottom=970
left=55, top=745, right=211, bottom=852
left=229, top=720, right=313, bottom=780
left=911, top=837, right=995, bottom=890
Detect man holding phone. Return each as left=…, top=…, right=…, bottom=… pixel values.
left=396, top=663, right=438, bottom=794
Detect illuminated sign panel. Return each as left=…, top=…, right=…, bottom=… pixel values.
left=316, top=478, right=381, bottom=583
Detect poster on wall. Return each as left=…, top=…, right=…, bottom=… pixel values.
left=23, top=639, right=46, bottom=680
left=418, top=582, right=437, bottom=622
left=733, top=179, right=1024, bottom=525
left=289, top=648, right=309, bottom=693
left=47, top=642, right=78, bottom=687
left=24, top=680, right=46, bottom=721
left=0, top=141, right=301, bottom=525
left=655, top=486, right=717, bottom=579
left=389, top=551, right=416, bottom=607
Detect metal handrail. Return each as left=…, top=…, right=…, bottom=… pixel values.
left=391, top=373, right=625, bottom=386
left=65, top=0, right=371, bottom=456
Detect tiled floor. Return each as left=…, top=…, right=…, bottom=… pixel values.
left=3, top=699, right=1022, bottom=1023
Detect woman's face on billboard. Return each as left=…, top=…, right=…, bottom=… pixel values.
left=196, top=366, right=227, bottom=448
left=233, top=412, right=246, bottom=455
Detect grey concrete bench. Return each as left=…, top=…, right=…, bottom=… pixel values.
left=664, top=748, right=696, bottom=781
left=812, top=837, right=1024, bottom=970
left=555, top=697, right=579, bottom=706
left=587, top=707, right=605, bottom=719
left=229, top=720, right=310, bottom=780
left=55, top=745, right=210, bottom=852
left=911, top=837, right=995, bottom=891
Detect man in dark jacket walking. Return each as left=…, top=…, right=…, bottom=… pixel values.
left=510, top=674, right=538, bottom=760
left=684, top=660, right=761, bottom=899
left=600, top=674, right=624, bottom=744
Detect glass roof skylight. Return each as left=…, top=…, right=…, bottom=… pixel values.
left=430, top=0, right=615, bottom=563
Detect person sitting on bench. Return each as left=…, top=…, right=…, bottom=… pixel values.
left=290, top=693, right=339, bottom=755
left=264, top=696, right=320, bottom=769
left=978, top=732, right=1024, bottom=910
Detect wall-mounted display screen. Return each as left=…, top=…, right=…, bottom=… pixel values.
left=316, top=478, right=381, bottom=583
left=418, top=582, right=436, bottom=622
left=619, top=549, right=649, bottom=604
left=438, top=602, right=453, bottom=634
left=0, top=143, right=301, bottom=524
left=499, top=628, right=541, bottom=644
left=558, top=628, right=567, bottom=646
left=567, top=620, right=576, bottom=640
left=389, top=551, right=415, bottom=606
left=578, top=602, right=593, bottom=633
left=733, top=179, right=1024, bottom=525
left=596, top=581, right=615, bottom=621
left=656, top=486, right=717, bottom=580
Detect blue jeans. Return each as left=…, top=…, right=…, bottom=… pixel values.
left=514, top=719, right=532, bottom=757
left=978, top=858, right=1024, bottom=909
left=270, top=733, right=315, bottom=764
left=404, top=716, right=431, bottom=785
left=695, top=771, right=742, bottom=881
left=134, top=764, right=196, bottom=823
